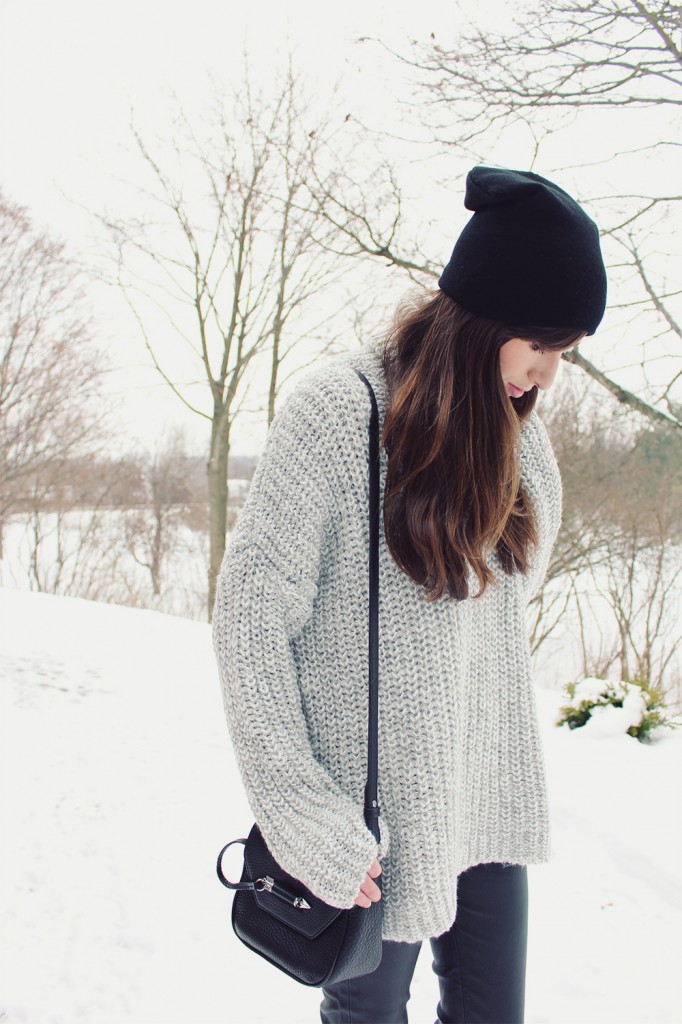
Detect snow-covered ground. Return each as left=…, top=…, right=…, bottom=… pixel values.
left=1, top=587, right=680, bottom=1024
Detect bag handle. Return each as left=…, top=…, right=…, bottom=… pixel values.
left=353, top=369, right=381, bottom=846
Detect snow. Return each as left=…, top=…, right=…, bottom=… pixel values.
left=577, top=689, right=649, bottom=738
left=1, top=587, right=681, bottom=1024
left=558, top=676, right=656, bottom=739
left=564, top=675, right=621, bottom=706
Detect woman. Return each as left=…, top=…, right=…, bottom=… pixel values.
left=212, top=166, right=607, bottom=1024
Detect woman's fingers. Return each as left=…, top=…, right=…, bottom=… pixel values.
left=367, top=858, right=382, bottom=878
left=354, top=860, right=383, bottom=908
left=361, top=877, right=381, bottom=901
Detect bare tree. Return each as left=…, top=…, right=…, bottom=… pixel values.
left=529, top=369, right=682, bottom=698
left=593, top=414, right=682, bottom=696
left=597, top=525, right=681, bottom=691
left=98, top=65, right=364, bottom=616
left=0, top=191, right=108, bottom=557
left=383, top=0, right=682, bottom=432
left=405, top=0, right=681, bottom=129
left=20, top=475, right=127, bottom=600
left=304, top=3, right=681, bottom=439
left=123, top=427, right=195, bottom=599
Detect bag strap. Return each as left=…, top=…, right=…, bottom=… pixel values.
left=353, top=369, right=381, bottom=846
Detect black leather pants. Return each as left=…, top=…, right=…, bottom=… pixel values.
left=319, top=862, right=528, bottom=1024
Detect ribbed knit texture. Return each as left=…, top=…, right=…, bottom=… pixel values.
left=211, top=335, right=562, bottom=943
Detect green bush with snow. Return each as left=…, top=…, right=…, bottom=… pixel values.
left=556, top=677, right=680, bottom=742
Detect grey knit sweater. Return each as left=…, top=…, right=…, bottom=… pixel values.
left=211, top=335, right=562, bottom=943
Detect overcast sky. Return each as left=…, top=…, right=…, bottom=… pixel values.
left=1, top=1, right=469, bottom=220
left=1, top=0, right=678, bottom=455
left=1, top=0, right=484, bottom=453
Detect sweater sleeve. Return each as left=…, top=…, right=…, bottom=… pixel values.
left=521, top=410, right=564, bottom=604
left=211, top=372, right=381, bottom=910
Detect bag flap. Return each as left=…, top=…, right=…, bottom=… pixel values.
left=242, top=823, right=344, bottom=940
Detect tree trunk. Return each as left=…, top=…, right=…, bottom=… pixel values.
left=207, top=421, right=230, bottom=621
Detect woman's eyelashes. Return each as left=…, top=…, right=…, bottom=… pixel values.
left=529, top=341, right=545, bottom=354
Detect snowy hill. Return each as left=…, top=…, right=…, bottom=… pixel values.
left=1, top=588, right=680, bottom=1024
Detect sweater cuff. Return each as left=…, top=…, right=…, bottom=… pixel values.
left=257, top=802, right=380, bottom=909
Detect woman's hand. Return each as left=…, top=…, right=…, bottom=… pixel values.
left=354, top=858, right=382, bottom=908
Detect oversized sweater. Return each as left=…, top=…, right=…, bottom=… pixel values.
left=211, top=334, right=563, bottom=943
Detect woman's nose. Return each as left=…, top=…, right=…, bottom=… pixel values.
left=534, top=354, right=562, bottom=391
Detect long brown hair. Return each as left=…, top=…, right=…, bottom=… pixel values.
left=379, top=290, right=584, bottom=602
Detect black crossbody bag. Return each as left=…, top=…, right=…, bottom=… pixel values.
left=215, top=369, right=384, bottom=987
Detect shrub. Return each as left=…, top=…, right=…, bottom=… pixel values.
left=555, top=676, right=681, bottom=742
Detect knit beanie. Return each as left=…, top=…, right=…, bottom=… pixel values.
left=438, top=166, right=607, bottom=335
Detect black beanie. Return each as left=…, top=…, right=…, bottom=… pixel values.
left=438, top=166, right=607, bottom=335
